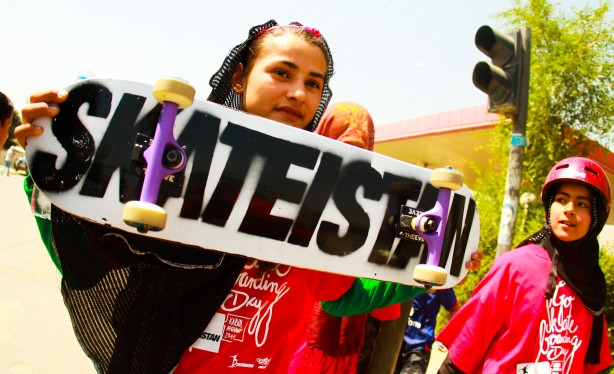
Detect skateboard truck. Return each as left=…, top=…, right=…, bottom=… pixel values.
left=123, top=78, right=196, bottom=233
left=398, top=167, right=464, bottom=288
left=129, top=133, right=187, bottom=198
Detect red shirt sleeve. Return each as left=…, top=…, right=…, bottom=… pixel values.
left=306, top=270, right=356, bottom=302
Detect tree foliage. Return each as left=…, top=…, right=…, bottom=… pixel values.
left=497, top=0, right=614, bottom=189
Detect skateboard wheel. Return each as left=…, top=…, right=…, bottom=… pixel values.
left=430, top=167, right=464, bottom=190
left=413, top=264, right=448, bottom=287
left=123, top=201, right=167, bottom=232
left=153, top=78, right=196, bottom=108
left=411, top=216, right=437, bottom=233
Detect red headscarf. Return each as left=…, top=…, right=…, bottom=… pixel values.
left=315, top=102, right=375, bottom=151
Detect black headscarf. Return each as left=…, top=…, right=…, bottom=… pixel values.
left=516, top=183, right=607, bottom=364
left=207, top=19, right=335, bottom=132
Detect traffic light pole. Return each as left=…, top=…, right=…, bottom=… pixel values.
left=496, top=27, right=531, bottom=257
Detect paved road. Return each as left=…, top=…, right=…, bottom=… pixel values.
left=0, top=172, right=95, bottom=373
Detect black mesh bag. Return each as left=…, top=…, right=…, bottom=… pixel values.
left=51, top=206, right=245, bottom=373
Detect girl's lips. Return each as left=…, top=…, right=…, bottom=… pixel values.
left=277, top=106, right=303, bottom=119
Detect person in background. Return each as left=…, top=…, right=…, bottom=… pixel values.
left=0, top=92, right=15, bottom=176
left=1, top=145, right=15, bottom=176
left=436, top=157, right=612, bottom=373
left=396, top=289, right=459, bottom=374
left=0, top=91, right=13, bottom=147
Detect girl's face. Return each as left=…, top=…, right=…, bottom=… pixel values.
left=232, top=33, right=327, bottom=129
left=549, top=182, right=592, bottom=242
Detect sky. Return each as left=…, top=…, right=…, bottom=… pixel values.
left=0, top=0, right=610, bottom=125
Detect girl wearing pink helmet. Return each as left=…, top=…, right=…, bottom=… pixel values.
left=436, top=157, right=612, bottom=373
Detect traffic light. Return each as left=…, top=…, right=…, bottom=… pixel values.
left=473, top=26, right=530, bottom=116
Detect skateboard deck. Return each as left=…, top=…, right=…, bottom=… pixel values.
left=27, top=78, right=480, bottom=288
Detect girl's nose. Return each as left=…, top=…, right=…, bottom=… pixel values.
left=564, top=201, right=576, bottom=215
left=287, top=83, right=306, bottom=102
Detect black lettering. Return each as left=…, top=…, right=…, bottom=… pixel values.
left=80, top=93, right=155, bottom=201
left=30, top=82, right=112, bottom=192
left=178, top=111, right=221, bottom=219
left=288, top=152, right=342, bottom=246
left=200, top=332, right=221, bottom=342
left=448, top=197, right=476, bottom=276
left=317, top=161, right=384, bottom=256
left=202, top=123, right=318, bottom=233
left=201, top=123, right=256, bottom=227
left=238, top=130, right=319, bottom=240
left=368, top=175, right=433, bottom=268
left=438, top=193, right=465, bottom=268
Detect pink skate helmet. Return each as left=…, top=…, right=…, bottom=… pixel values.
left=541, top=157, right=611, bottom=213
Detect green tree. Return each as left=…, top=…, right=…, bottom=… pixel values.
left=454, top=0, right=614, bottom=300
left=499, top=0, right=614, bottom=189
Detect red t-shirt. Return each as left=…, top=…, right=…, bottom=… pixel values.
left=437, top=244, right=612, bottom=374
left=172, top=260, right=353, bottom=373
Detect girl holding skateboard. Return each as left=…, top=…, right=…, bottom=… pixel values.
left=17, top=20, right=481, bottom=373
left=436, top=157, right=612, bottom=373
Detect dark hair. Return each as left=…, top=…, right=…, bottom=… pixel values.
left=0, top=92, right=14, bottom=123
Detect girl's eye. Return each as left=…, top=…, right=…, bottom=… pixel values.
left=577, top=201, right=590, bottom=209
left=273, top=69, right=289, bottom=78
left=306, top=79, right=322, bottom=90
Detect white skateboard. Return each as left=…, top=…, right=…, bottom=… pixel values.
left=27, top=78, right=480, bottom=288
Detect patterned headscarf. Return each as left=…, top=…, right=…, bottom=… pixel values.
left=207, top=20, right=335, bottom=132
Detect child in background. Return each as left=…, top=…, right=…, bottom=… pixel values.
left=436, top=157, right=612, bottom=374
left=0, top=92, right=15, bottom=173
left=396, top=289, right=459, bottom=374
left=0, top=92, right=13, bottom=147
left=1, top=145, right=15, bottom=176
